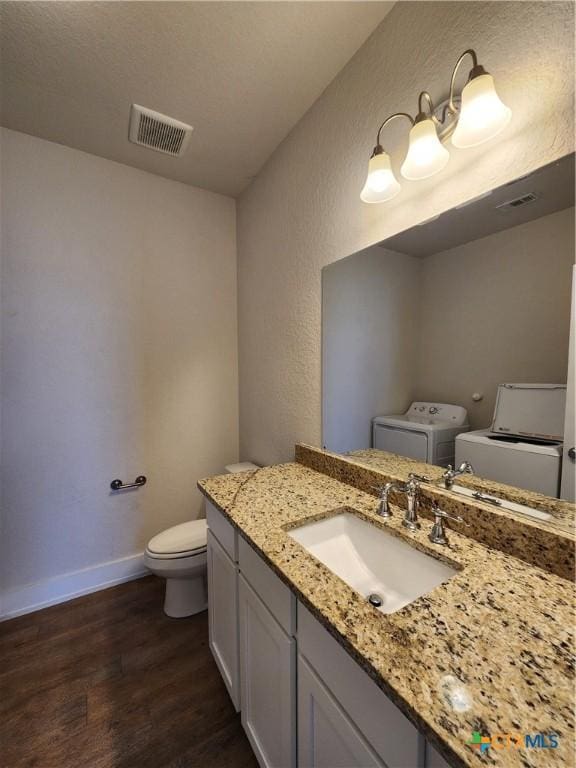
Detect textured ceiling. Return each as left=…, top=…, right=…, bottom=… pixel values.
left=0, top=1, right=393, bottom=196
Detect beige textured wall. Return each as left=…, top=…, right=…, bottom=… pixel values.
left=322, top=246, right=420, bottom=452
left=1, top=129, right=238, bottom=592
left=237, top=1, right=575, bottom=465
left=415, top=207, right=575, bottom=430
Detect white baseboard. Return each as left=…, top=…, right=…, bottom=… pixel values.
left=0, top=553, right=148, bottom=621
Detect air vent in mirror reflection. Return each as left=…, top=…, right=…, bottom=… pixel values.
left=496, top=192, right=539, bottom=211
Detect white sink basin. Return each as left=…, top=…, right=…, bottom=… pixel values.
left=449, top=484, right=552, bottom=522
left=288, top=511, right=457, bottom=614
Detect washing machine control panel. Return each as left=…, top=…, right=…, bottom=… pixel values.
left=406, top=402, right=468, bottom=426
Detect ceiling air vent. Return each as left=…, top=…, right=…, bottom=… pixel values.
left=129, top=104, right=193, bottom=157
left=496, top=192, right=539, bottom=211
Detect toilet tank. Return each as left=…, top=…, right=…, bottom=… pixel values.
left=225, top=462, right=260, bottom=473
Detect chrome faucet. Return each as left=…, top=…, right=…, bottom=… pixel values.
left=442, top=460, right=474, bottom=490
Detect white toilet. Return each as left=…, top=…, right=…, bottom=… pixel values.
left=144, top=461, right=259, bottom=618
left=144, top=519, right=208, bottom=618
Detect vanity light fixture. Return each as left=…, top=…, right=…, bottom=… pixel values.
left=361, top=49, right=512, bottom=203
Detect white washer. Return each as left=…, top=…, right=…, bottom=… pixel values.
left=455, top=430, right=562, bottom=496
left=455, top=383, right=566, bottom=497
left=372, top=402, right=469, bottom=467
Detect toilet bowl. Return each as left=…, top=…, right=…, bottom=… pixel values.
left=144, top=520, right=208, bottom=618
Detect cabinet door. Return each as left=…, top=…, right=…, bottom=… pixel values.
left=239, top=575, right=295, bottom=768
left=298, top=656, right=385, bottom=768
left=298, top=603, right=422, bottom=768
left=207, top=530, right=240, bottom=711
left=425, top=742, right=452, bottom=768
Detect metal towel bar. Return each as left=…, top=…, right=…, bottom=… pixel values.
left=110, top=475, right=147, bottom=491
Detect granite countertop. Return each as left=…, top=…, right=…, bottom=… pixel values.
left=198, top=460, right=575, bottom=768
left=345, top=449, right=575, bottom=535
left=296, top=445, right=574, bottom=581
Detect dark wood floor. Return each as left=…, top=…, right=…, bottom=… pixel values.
left=0, top=576, right=258, bottom=768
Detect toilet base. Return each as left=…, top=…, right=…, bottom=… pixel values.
left=164, top=575, right=207, bottom=618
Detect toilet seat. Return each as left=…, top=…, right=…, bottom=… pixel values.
left=146, top=519, right=207, bottom=560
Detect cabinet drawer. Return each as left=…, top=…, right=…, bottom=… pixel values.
left=206, top=499, right=237, bottom=561
left=298, top=602, right=422, bottom=768
left=239, top=536, right=296, bottom=636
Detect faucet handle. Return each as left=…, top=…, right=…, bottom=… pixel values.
left=428, top=502, right=469, bottom=544
left=431, top=502, right=467, bottom=525
left=371, top=481, right=402, bottom=519
left=408, top=472, right=432, bottom=484
left=371, top=482, right=406, bottom=495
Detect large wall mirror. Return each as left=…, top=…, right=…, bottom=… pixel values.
left=322, top=154, right=575, bottom=512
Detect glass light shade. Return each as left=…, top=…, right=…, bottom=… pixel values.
left=452, top=73, right=512, bottom=148
left=400, top=119, right=450, bottom=180
left=360, top=151, right=401, bottom=203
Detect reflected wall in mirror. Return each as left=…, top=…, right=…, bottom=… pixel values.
left=322, top=154, right=575, bottom=504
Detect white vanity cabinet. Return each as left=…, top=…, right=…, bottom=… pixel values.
left=206, top=502, right=240, bottom=711
left=205, top=500, right=453, bottom=768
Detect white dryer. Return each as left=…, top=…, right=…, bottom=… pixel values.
left=372, top=402, right=469, bottom=467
